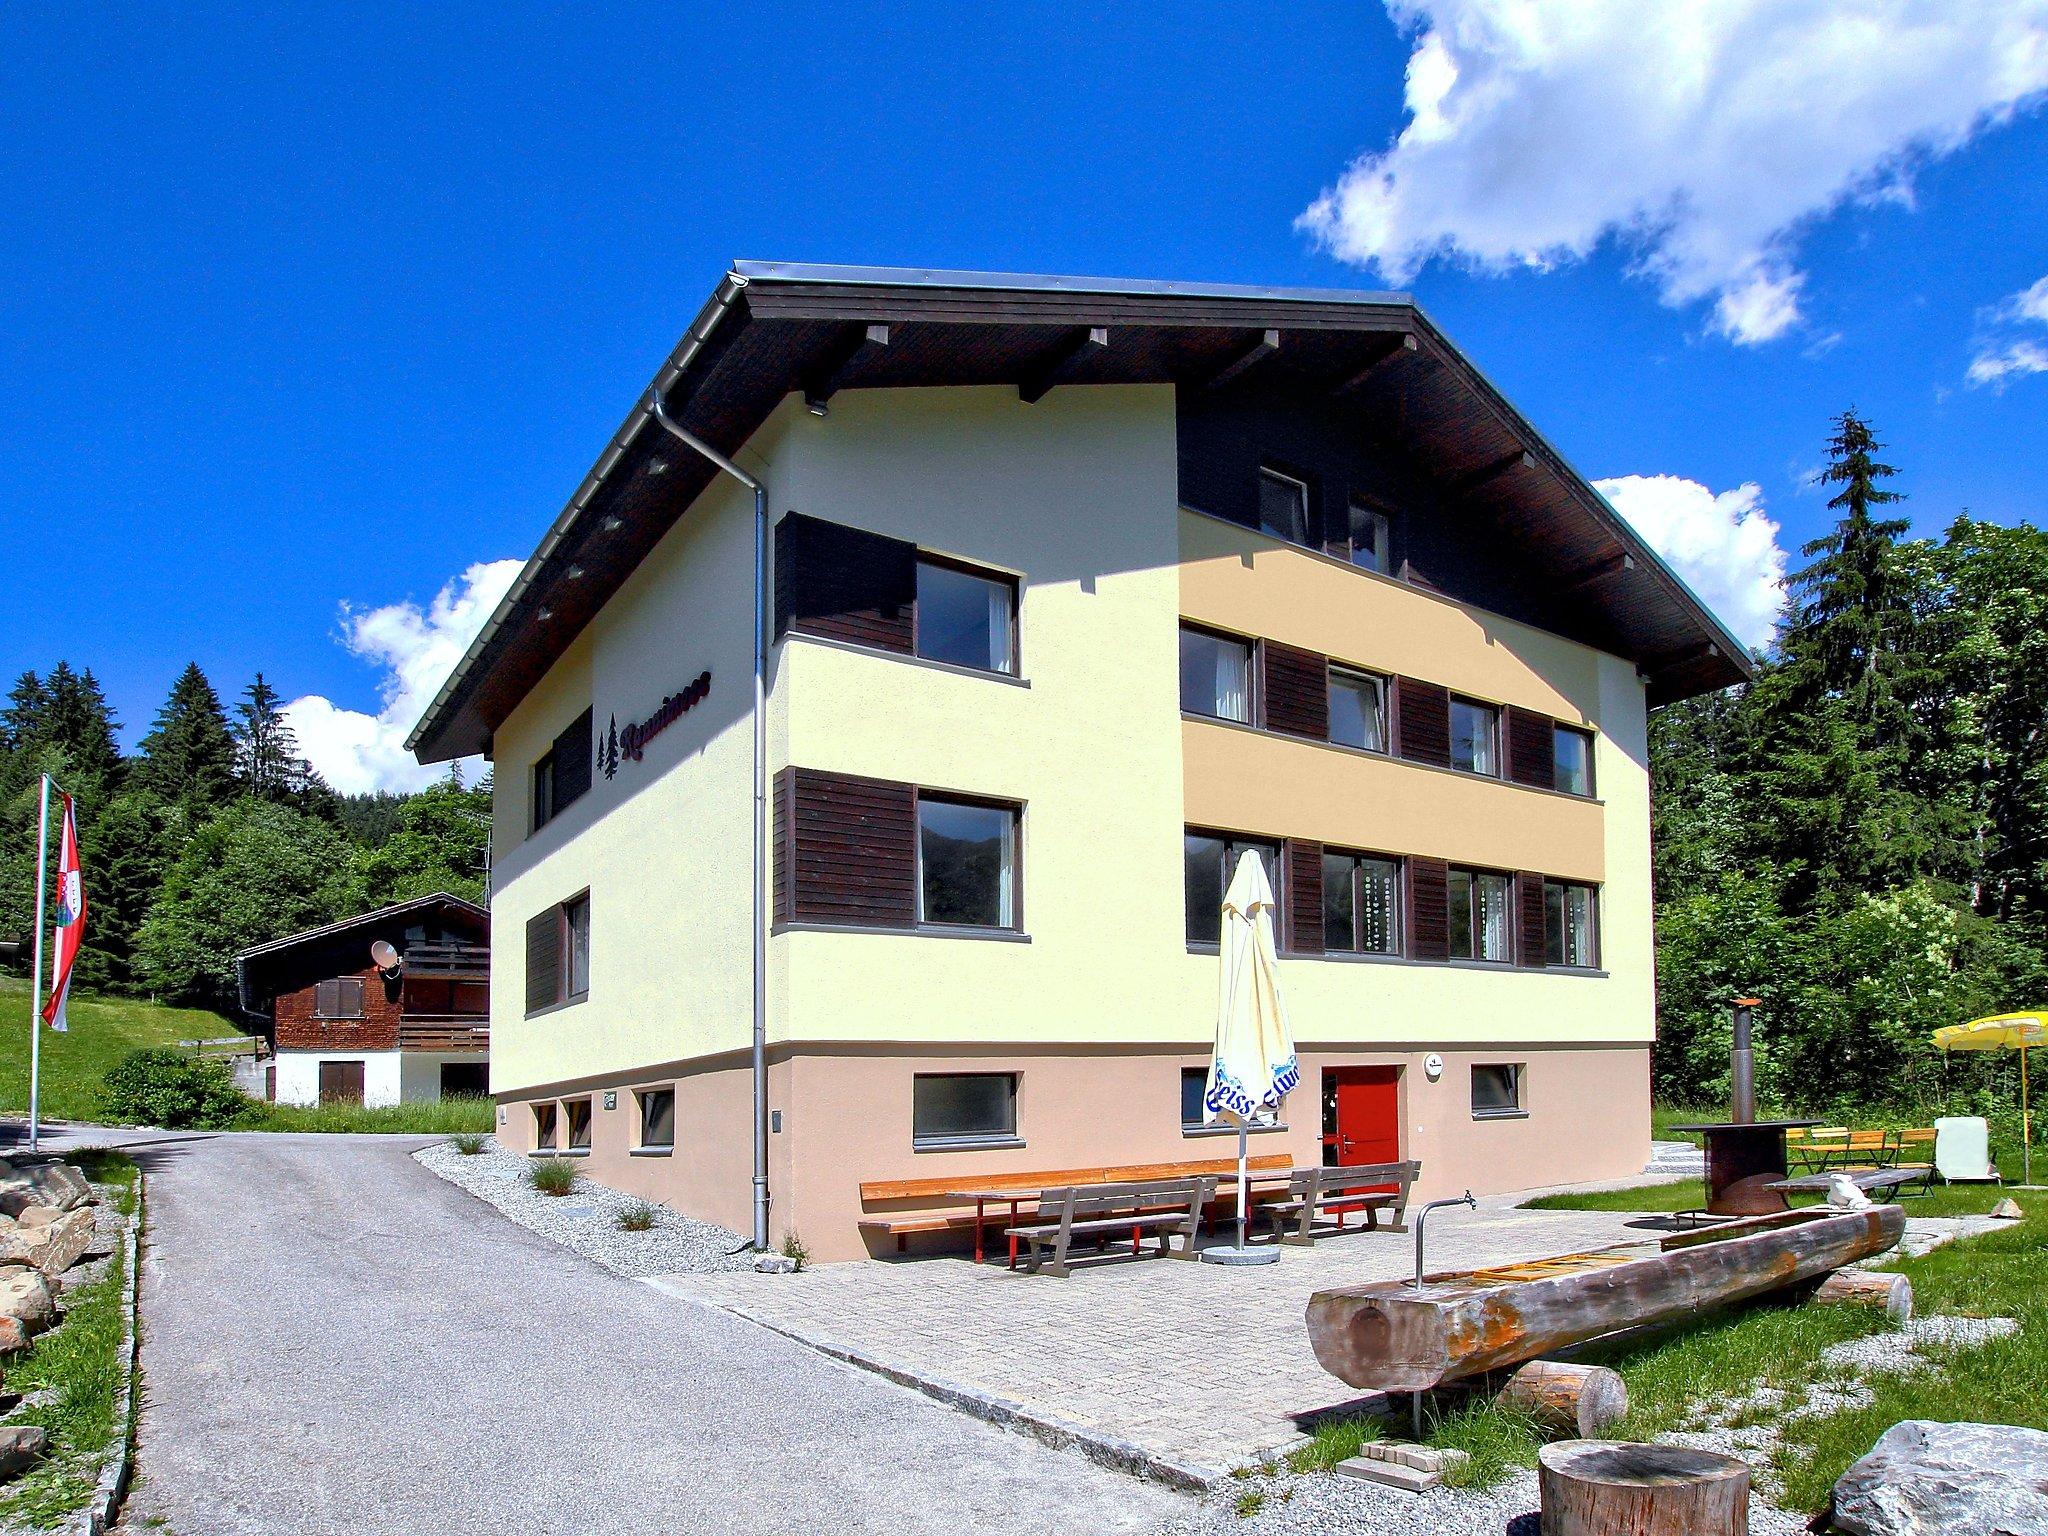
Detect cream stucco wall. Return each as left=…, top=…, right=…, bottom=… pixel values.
left=769, top=385, right=1194, bottom=1048
left=487, top=452, right=770, bottom=1097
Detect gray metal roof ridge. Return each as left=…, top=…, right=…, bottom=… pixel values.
left=733, top=259, right=1413, bottom=308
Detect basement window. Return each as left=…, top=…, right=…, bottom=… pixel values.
left=637, top=1088, right=675, bottom=1151
left=912, top=1072, right=1019, bottom=1150
left=533, top=1101, right=558, bottom=1150
left=563, top=1098, right=592, bottom=1152
left=1472, top=1064, right=1525, bottom=1119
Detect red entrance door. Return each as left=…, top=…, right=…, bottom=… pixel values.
left=1322, top=1066, right=1401, bottom=1178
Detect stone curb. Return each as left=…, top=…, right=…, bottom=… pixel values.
left=77, top=1174, right=142, bottom=1536
left=707, top=1298, right=1228, bottom=1491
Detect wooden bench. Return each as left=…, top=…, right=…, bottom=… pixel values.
left=1259, top=1161, right=1419, bottom=1246
left=856, top=1153, right=1292, bottom=1257
left=1004, top=1176, right=1218, bottom=1277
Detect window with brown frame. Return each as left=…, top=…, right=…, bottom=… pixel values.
left=1449, top=697, right=1501, bottom=776
left=533, top=1101, right=558, bottom=1149
left=1447, top=867, right=1514, bottom=963
left=1184, top=831, right=1281, bottom=947
left=1326, top=666, right=1388, bottom=752
left=1346, top=499, right=1393, bottom=574
left=916, top=796, right=1020, bottom=930
left=313, top=977, right=366, bottom=1019
left=637, top=1088, right=675, bottom=1150
left=914, top=556, right=1017, bottom=674
left=1472, top=1063, right=1524, bottom=1118
left=1321, top=851, right=1402, bottom=955
left=1554, top=725, right=1596, bottom=797
left=1545, top=880, right=1599, bottom=968
left=531, top=708, right=594, bottom=832
left=1179, top=624, right=1253, bottom=723
left=525, top=893, right=591, bottom=1013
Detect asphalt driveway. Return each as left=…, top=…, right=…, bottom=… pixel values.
left=19, top=1126, right=1179, bottom=1536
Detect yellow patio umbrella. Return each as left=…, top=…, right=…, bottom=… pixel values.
left=1203, top=850, right=1299, bottom=1262
left=1933, top=1011, right=2047, bottom=1186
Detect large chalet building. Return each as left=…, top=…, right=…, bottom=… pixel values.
left=406, top=263, right=1747, bottom=1259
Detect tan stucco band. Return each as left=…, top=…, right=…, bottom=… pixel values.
left=497, top=1039, right=1651, bottom=1263
left=1183, top=718, right=1606, bottom=881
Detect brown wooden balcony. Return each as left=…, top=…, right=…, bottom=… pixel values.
left=402, top=941, right=490, bottom=979
left=398, top=1014, right=491, bottom=1052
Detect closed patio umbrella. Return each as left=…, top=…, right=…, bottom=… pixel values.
left=1934, top=1011, right=2047, bottom=1187
left=1202, top=850, right=1299, bottom=1261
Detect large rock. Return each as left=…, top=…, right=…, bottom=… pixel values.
left=0, top=1160, right=92, bottom=1217
left=0, top=1424, right=47, bottom=1482
left=0, top=1267, right=56, bottom=1333
left=1830, top=1420, right=2048, bottom=1534
left=0, top=1207, right=95, bottom=1277
left=0, top=1316, right=27, bottom=1354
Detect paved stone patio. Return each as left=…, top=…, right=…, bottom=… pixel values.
left=648, top=1195, right=1653, bottom=1483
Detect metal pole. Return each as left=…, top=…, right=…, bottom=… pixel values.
left=27, top=775, right=51, bottom=1153
left=2023, top=1045, right=2032, bottom=1188
left=647, top=389, right=771, bottom=1252
left=1236, top=1121, right=1249, bottom=1251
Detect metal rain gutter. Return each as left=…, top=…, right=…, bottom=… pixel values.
left=645, top=389, right=773, bottom=1257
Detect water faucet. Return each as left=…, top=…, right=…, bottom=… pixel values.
left=1411, top=1191, right=1477, bottom=1290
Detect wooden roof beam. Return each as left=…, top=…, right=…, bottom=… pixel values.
left=802, top=323, right=890, bottom=411
left=1335, top=332, right=1417, bottom=394
left=1562, top=550, right=1636, bottom=594
left=1451, top=448, right=1536, bottom=499
left=1203, top=328, right=1280, bottom=391
left=1018, top=326, right=1109, bottom=404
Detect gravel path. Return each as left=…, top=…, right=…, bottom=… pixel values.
left=415, top=1138, right=753, bottom=1276
left=15, top=1125, right=1179, bottom=1536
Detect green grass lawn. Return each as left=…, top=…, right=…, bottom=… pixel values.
left=0, top=1149, right=140, bottom=1529
left=1359, top=1182, right=2048, bottom=1514
left=0, top=976, right=251, bottom=1123
left=1522, top=1166, right=2032, bottom=1219
left=237, top=1095, right=495, bottom=1134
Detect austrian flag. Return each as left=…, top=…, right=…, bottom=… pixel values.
left=41, top=794, right=85, bottom=1033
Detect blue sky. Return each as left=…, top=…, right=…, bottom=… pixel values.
left=4, top=4, right=2045, bottom=790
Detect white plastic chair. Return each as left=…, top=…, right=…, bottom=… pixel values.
left=1933, top=1117, right=2001, bottom=1184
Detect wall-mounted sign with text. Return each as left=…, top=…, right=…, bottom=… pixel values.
left=602, top=669, right=711, bottom=779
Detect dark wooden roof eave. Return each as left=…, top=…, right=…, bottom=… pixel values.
left=408, top=267, right=1750, bottom=761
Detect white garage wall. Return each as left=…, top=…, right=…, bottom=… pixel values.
left=273, top=1051, right=402, bottom=1108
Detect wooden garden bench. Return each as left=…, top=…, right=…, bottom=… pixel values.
left=1004, top=1176, right=1218, bottom=1277
left=1259, top=1160, right=1420, bottom=1246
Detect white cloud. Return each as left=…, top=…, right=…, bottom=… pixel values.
left=1968, top=275, right=2048, bottom=387
left=284, top=559, right=522, bottom=795
left=1593, top=474, right=1787, bottom=651
left=1300, top=1, right=2048, bottom=344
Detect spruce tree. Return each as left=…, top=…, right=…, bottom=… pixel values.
left=137, top=663, right=238, bottom=811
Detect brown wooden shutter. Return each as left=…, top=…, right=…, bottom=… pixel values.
left=772, top=767, right=793, bottom=925
left=1407, top=856, right=1450, bottom=961
left=1395, top=678, right=1451, bottom=768
left=1285, top=839, right=1324, bottom=953
left=314, top=979, right=338, bottom=1017
left=551, top=709, right=594, bottom=811
left=773, top=512, right=916, bottom=652
left=1261, top=643, right=1330, bottom=739
left=782, top=767, right=917, bottom=926
left=1506, top=706, right=1555, bottom=789
left=1517, top=872, right=1549, bottom=968
left=525, top=908, right=562, bottom=1013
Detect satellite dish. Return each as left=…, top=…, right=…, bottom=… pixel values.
left=370, top=939, right=402, bottom=978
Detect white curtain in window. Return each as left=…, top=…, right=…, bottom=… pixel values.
left=1214, top=643, right=1248, bottom=722
left=1478, top=874, right=1510, bottom=961
left=986, top=582, right=1014, bottom=672
left=997, top=815, right=1016, bottom=926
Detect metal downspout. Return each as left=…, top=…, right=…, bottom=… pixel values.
left=647, top=390, right=771, bottom=1254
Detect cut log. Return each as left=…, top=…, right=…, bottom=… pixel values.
left=1809, top=1268, right=1912, bottom=1322
left=1539, top=1440, right=1747, bottom=1536
left=1494, top=1360, right=1628, bottom=1437
left=1306, top=1204, right=1903, bottom=1392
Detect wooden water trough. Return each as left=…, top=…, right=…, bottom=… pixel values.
left=1305, top=1204, right=1904, bottom=1393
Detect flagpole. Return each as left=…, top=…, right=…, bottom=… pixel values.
left=27, top=774, right=51, bottom=1154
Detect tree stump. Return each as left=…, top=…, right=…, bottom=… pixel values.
left=1495, top=1360, right=1628, bottom=1437
left=1538, top=1440, right=1748, bottom=1536
left=1809, top=1268, right=1912, bottom=1322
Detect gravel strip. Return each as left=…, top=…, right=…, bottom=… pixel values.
left=414, top=1139, right=753, bottom=1275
